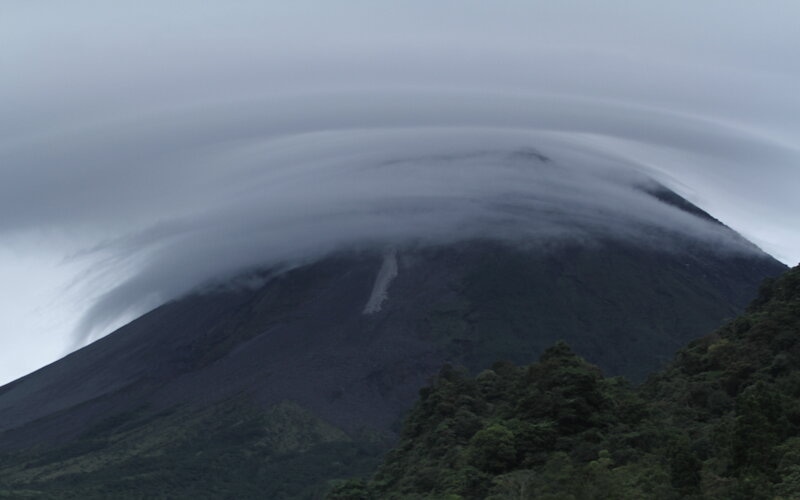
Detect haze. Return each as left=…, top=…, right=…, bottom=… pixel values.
left=1, top=1, right=799, bottom=384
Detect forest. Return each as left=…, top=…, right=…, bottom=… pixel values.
left=330, top=266, right=800, bottom=499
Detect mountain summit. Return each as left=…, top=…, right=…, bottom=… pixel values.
left=0, top=188, right=785, bottom=498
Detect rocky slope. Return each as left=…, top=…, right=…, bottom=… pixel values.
left=0, top=190, right=786, bottom=498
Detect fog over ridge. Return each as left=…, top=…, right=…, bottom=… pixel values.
left=1, top=1, right=799, bottom=383
left=48, top=111, right=761, bottom=343
left=0, top=92, right=788, bottom=343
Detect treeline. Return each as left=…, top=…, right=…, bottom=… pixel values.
left=329, top=265, right=800, bottom=499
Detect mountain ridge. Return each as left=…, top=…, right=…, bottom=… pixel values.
left=0, top=188, right=787, bottom=498
left=0, top=239, right=782, bottom=447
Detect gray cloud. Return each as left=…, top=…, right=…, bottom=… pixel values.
left=48, top=120, right=760, bottom=342
left=1, top=1, right=799, bottom=367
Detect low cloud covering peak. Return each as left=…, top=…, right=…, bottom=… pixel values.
left=1, top=1, right=799, bottom=383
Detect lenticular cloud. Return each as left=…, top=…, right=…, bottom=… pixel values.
left=2, top=1, right=798, bottom=353
left=57, top=93, right=765, bottom=343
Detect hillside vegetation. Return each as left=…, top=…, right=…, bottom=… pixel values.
left=0, top=401, right=384, bottom=499
left=0, top=258, right=790, bottom=499
left=330, top=265, right=800, bottom=499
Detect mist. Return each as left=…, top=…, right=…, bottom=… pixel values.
left=1, top=1, right=799, bottom=382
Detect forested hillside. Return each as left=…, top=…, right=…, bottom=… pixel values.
left=330, top=265, right=800, bottom=499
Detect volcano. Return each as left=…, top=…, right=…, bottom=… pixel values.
left=0, top=187, right=785, bottom=498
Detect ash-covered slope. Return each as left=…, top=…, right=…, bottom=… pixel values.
left=0, top=216, right=784, bottom=453
left=0, top=210, right=786, bottom=496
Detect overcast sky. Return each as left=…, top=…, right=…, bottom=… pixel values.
left=1, top=1, right=799, bottom=385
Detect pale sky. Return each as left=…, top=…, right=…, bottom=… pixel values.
left=1, top=1, right=799, bottom=385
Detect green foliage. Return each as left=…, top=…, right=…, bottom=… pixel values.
left=468, top=423, right=516, bottom=473
left=341, top=266, right=800, bottom=500
left=362, top=344, right=656, bottom=499
left=0, top=400, right=386, bottom=499
left=667, top=437, right=701, bottom=495
left=327, top=479, right=373, bottom=500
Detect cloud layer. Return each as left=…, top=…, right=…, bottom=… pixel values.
left=1, top=1, right=799, bottom=381
left=13, top=111, right=760, bottom=342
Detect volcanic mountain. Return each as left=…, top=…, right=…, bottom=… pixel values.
left=0, top=187, right=785, bottom=498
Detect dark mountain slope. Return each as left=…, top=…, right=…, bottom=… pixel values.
left=0, top=190, right=786, bottom=498
left=337, top=265, right=800, bottom=499
left=0, top=240, right=781, bottom=447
